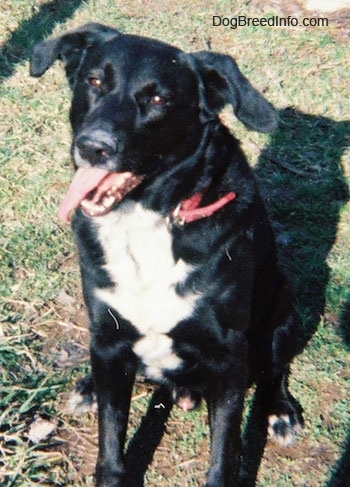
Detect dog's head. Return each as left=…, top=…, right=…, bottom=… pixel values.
left=30, top=23, right=278, bottom=221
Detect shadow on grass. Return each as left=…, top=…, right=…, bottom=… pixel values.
left=125, top=385, right=173, bottom=486
left=339, top=295, right=350, bottom=347
left=256, top=108, right=349, bottom=346
left=240, top=393, right=268, bottom=486
left=0, top=0, right=84, bottom=82
left=240, top=108, right=349, bottom=485
left=325, top=296, right=350, bottom=486
left=326, top=429, right=350, bottom=487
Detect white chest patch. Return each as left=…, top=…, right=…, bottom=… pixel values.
left=93, top=202, right=198, bottom=378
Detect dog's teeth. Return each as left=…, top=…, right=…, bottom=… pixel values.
left=106, top=187, right=117, bottom=196
left=102, top=195, right=116, bottom=208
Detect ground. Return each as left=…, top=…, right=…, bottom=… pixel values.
left=0, top=1, right=349, bottom=486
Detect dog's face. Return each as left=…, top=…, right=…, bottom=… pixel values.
left=30, top=23, right=278, bottom=220
left=70, top=35, right=204, bottom=175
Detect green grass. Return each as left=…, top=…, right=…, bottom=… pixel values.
left=1, top=1, right=349, bottom=486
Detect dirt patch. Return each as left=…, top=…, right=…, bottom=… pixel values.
left=253, top=0, right=350, bottom=39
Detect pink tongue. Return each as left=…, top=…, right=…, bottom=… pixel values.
left=58, top=167, right=109, bottom=223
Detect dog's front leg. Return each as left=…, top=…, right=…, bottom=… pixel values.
left=91, top=341, right=136, bottom=487
left=205, top=377, right=246, bottom=487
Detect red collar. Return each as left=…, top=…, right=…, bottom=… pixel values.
left=169, top=190, right=236, bottom=226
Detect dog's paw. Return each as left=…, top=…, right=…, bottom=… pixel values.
left=267, top=413, right=302, bottom=447
left=67, top=376, right=97, bottom=415
left=172, top=387, right=202, bottom=411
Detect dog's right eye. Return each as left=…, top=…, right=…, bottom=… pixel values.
left=89, top=77, right=102, bottom=89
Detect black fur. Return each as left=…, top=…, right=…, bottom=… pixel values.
left=31, top=24, right=303, bottom=487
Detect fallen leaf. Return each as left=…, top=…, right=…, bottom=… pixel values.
left=28, top=415, right=58, bottom=443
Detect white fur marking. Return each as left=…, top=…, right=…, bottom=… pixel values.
left=94, top=202, right=198, bottom=378
left=95, top=202, right=197, bottom=334
left=268, top=413, right=298, bottom=447
left=133, top=333, right=182, bottom=380
left=67, top=390, right=97, bottom=415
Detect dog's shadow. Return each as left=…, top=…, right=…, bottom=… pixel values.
left=234, top=108, right=349, bottom=486
left=125, top=385, right=173, bottom=487
left=0, top=0, right=84, bottom=82
left=324, top=296, right=350, bottom=486
left=124, top=108, right=349, bottom=486
left=255, top=108, right=349, bottom=347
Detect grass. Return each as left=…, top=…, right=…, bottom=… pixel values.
left=0, top=0, right=349, bottom=485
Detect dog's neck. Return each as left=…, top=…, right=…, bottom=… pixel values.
left=168, top=190, right=236, bottom=227
left=140, top=122, right=235, bottom=215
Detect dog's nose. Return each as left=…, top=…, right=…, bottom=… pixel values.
left=75, top=133, right=117, bottom=165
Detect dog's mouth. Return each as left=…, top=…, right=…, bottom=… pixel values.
left=58, top=167, right=144, bottom=223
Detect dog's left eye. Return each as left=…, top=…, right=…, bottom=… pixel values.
left=150, top=95, right=166, bottom=106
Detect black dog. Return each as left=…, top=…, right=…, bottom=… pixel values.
left=30, top=23, right=303, bottom=486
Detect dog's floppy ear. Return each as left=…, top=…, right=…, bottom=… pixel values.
left=187, top=51, right=278, bottom=133
left=30, top=23, right=120, bottom=86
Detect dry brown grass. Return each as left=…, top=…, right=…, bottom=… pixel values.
left=1, top=1, right=349, bottom=486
